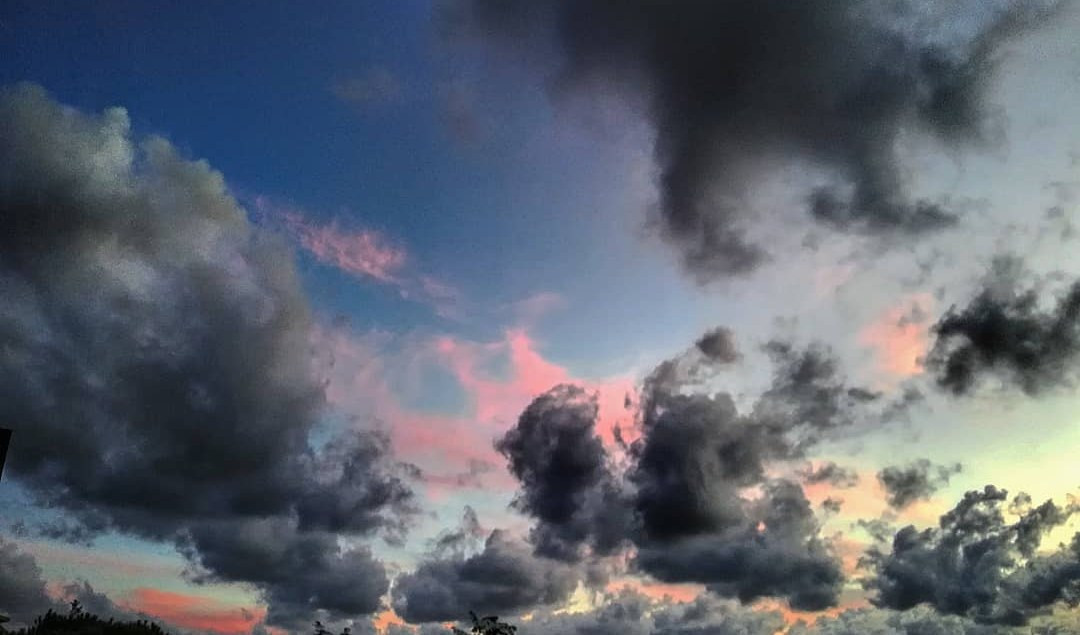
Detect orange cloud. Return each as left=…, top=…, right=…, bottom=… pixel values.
left=121, top=588, right=264, bottom=635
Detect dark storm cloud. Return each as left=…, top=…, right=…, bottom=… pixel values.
left=0, top=84, right=414, bottom=624
left=390, top=529, right=579, bottom=623
left=496, top=385, right=632, bottom=560
left=449, top=0, right=1062, bottom=280
left=631, top=340, right=878, bottom=608
left=634, top=480, right=843, bottom=611
left=481, top=337, right=878, bottom=616
left=877, top=459, right=962, bottom=510
left=864, top=485, right=1080, bottom=625
left=0, top=538, right=56, bottom=624
left=928, top=259, right=1080, bottom=395
left=799, top=462, right=860, bottom=489
left=694, top=327, right=739, bottom=364
left=182, top=518, right=389, bottom=629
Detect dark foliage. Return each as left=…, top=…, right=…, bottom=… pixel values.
left=451, top=612, right=517, bottom=635
left=7, top=601, right=167, bottom=635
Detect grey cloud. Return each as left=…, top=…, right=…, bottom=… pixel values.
left=799, top=462, right=860, bottom=489
left=496, top=385, right=632, bottom=561
left=487, top=337, right=874, bottom=614
left=634, top=480, right=843, bottom=611
left=391, top=529, right=579, bottom=623
left=878, top=460, right=962, bottom=510
left=788, top=605, right=1006, bottom=635
left=928, top=259, right=1080, bottom=395
left=0, top=84, right=413, bottom=624
left=694, top=327, right=740, bottom=364
left=821, top=497, right=844, bottom=514
left=0, top=537, right=56, bottom=625
left=182, top=518, right=389, bottom=630
left=524, top=588, right=785, bottom=635
left=448, top=0, right=1062, bottom=280
left=864, top=485, right=1080, bottom=625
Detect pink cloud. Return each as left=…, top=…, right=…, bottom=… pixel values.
left=121, top=588, right=264, bottom=635
left=315, top=323, right=633, bottom=498
left=858, top=293, right=935, bottom=380
left=279, top=210, right=406, bottom=283
left=254, top=197, right=463, bottom=318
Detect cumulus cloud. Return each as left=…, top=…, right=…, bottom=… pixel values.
left=863, top=485, right=1080, bottom=625
left=181, top=518, right=388, bottom=629
left=523, top=587, right=785, bottom=635
left=465, top=336, right=893, bottom=617
left=495, top=385, right=631, bottom=561
left=0, top=538, right=56, bottom=624
left=928, top=257, right=1080, bottom=395
left=390, top=529, right=580, bottom=623
left=878, top=460, right=963, bottom=510
left=0, top=84, right=415, bottom=626
left=447, top=0, right=1063, bottom=280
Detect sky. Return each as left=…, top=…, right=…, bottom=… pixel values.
left=1, top=1, right=1080, bottom=634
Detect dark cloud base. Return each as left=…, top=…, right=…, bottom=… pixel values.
left=449, top=0, right=1063, bottom=280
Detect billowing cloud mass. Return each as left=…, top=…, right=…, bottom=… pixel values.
left=0, top=84, right=415, bottom=628
left=449, top=0, right=1062, bottom=280
left=928, top=257, right=1080, bottom=395
left=864, top=485, right=1080, bottom=625
left=877, top=460, right=962, bottom=510
left=390, top=529, right=579, bottom=623
left=521, top=588, right=786, bottom=635
left=395, top=334, right=898, bottom=619
left=0, top=538, right=56, bottom=624
left=495, top=385, right=631, bottom=561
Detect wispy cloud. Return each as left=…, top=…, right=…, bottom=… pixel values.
left=281, top=209, right=407, bottom=283
left=255, top=197, right=464, bottom=319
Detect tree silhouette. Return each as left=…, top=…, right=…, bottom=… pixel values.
left=7, top=600, right=169, bottom=635
left=451, top=612, right=517, bottom=635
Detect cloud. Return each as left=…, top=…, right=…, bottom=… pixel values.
left=478, top=335, right=893, bottom=614
left=863, top=485, right=1080, bottom=625
left=0, top=84, right=414, bottom=625
left=788, top=604, right=1009, bottom=635
left=522, top=588, right=786, bottom=635
left=877, top=460, right=962, bottom=510
left=181, top=518, right=388, bottom=630
left=693, top=327, right=740, bottom=364
left=928, top=257, right=1080, bottom=395
left=390, top=529, right=580, bottom=623
left=280, top=208, right=408, bottom=282
left=447, top=0, right=1062, bottom=280
left=495, top=385, right=631, bottom=561
left=120, top=587, right=265, bottom=635
left=257, top=198, right=465, bottom=319
left=859, top=294, right=934, bottom=379
left=0, top=537, right=56, bottom=624
left=799, top=462, right=861, bottom=489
